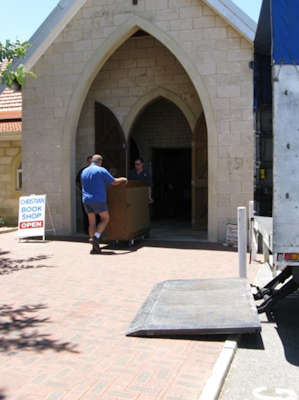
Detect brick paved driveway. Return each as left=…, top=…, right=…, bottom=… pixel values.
left=0, top=232, right=259, bottom=400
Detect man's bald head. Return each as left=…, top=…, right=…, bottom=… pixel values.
left=92, top=154, right=103, bottom=164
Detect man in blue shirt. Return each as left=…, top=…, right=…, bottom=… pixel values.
left=81, top=154, right=127, bottom=254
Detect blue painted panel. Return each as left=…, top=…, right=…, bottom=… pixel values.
left=272, top=0, right=299, bottom=64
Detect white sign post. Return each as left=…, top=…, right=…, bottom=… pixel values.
left=17, top=194, right=47, bottom=240
left=238, top=206, right=247, bottom=278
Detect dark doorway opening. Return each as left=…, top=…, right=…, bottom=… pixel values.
left=129, top=138, right=140, bottom=170
left=152, top=148, right=191, bottom=222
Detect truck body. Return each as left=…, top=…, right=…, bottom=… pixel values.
left=253, top=0, right=299, bottom=312
left=254, top=0, right=299, bottom=271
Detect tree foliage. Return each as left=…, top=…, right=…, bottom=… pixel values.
left=0, top=40, right=37, bottom=89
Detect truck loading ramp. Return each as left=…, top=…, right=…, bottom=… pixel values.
left=127, top=278, right=261, bottom=337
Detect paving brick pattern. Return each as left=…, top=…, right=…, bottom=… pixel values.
left=0, top=232, right=259, bottom=399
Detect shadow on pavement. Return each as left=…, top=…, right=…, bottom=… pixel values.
left=142, top=240, right=237, bottom=251
left=127, top=332, right=228, bottom=342
left=272, top=292, right=299, bottom=366
left=47, top=235, right=237, bottom=252
left=0, top=304, right=79, bottom=354
left=0, top=251, right=54, bottom=276
left=96, top=250, right=137, bottom=256
left=238, top=332, right=265, bottom=350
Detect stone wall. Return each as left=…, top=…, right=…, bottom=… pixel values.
left=76, top=35, right=200, bottom=169
left=0, top=140, right=22, bottom=225
left=130, top=97, right=192, bottom=162
left=22, top=0, right=254, bottom=240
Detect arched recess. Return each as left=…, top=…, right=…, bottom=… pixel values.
left=192, top=113, right=208, bottom=231
left=11, top=152, right=22, bottom=194
left=123, top=87, right=197, bottom=140
left=62, top=14, right=218, bottom=241
left=95, top=102, right=126, bottom=176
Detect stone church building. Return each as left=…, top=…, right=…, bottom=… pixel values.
left=18, top=0, right=256, bottom=241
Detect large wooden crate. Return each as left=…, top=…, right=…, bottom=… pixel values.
left=104, top=181, right=150, bottom=241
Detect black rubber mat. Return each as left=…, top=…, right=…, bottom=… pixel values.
left=127, top=278, right=261, bottom=337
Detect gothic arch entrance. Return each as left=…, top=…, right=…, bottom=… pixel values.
left=72, top=16, right=216, bottom=238
left=128, top=97, right=199, bottom=227
left=65, top=17, right=218, bottom=240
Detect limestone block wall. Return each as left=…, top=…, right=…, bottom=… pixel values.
left=0, top=140, right=22, bottom=225
left=130, top=97, right=192, bottom=162
left=76, top=35, right=200, bottom=169
left=22, top=0, right=254, bottom=240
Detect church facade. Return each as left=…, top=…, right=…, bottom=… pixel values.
left=20, top=0, right=256, bottom=241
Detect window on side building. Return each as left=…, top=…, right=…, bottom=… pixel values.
left=16, top=162, right=22, bottom=190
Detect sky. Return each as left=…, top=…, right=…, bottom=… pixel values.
left=0, top=0, right=262, bottom=44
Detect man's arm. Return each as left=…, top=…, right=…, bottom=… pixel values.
left=148, top=186, right=154, bottom=203
left=111, top=177, right=128, bottom=186
left=146, top=173, right=154, bottom=203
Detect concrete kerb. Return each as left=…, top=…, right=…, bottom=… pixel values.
left=199, top=335, right=240, bottom=400
left=199, top=257, right=266, bottom=400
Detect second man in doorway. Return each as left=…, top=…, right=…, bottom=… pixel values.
left=128, top=157, right=153, bottom=203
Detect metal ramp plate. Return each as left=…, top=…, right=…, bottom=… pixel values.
left=127, top=278, right=261, bottom=337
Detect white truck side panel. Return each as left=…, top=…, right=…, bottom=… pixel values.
left=273, top=65, right=299, bottom=254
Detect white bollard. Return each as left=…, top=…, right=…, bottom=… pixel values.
left=248, top=200, right=253, bottom=259
left=238, top=207, right=247, bottom=278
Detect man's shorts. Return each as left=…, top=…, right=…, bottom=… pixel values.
left=83, top=202, right=108, bottom=214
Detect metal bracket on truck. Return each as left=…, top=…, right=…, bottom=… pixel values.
left=250, top=215, right=299, bottom=314
left=252, top=266, right=299, bottom=314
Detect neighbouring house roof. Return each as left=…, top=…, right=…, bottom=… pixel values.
left=0, top=61, right=22, bottom=114
left=0, top=61, right=22, bottom=134
left=0, top=88, right=22, bottom=115
left=1, top=0, right=256, bottom=90
left=0, top=120, right=22, bottom=133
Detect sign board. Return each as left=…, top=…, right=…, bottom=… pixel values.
left=17, top=194, right=46, bottom=239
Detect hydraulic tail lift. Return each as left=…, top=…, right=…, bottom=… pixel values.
left=253, top=266, right=299, bottom=314
left=127, top=278, right=261, bottom=337
left=250, top=217, right=299, bottom=314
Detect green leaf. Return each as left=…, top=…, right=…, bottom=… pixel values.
left=0, top=40, right=37, bottom=89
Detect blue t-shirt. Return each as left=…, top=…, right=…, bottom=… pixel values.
left=81, top=164, right=115, bottom=203
left=128, top=169, right=152, bottom=186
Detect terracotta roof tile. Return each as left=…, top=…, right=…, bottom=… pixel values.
left=0, top=59, right=9, bottom=72
left=0, top=88, right=22, bottom=112
left=0, top=61, right=23, bottom=115
left=0, top=120, right=22, bottom=133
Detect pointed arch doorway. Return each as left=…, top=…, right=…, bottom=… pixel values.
left=128, top=96, right=208, bottom=236
left=65, top=16, right=218, bottom=240
left=129, top=96, right=203, bottom=234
